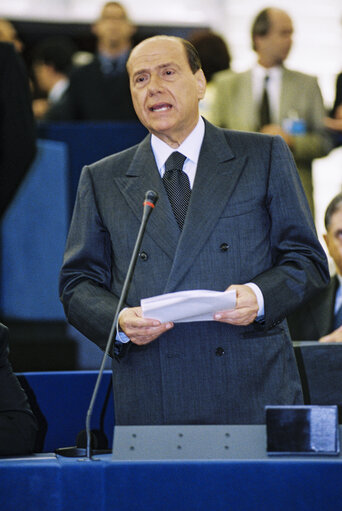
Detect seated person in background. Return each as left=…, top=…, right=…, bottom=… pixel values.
left=188, top=29, right=231, bottom=122
left=0, top=323, right=38, bottom=456
left=287, top=192, right=342, bottom=343
left=324, top=72, right=342, bottom=147
left=47, top=1, right=137, bottom=121
left=31, top=37, right=76, bottom=120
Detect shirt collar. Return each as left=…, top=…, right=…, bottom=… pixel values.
left=48, top=78, right=69, bottom=103
left=98, top=50, right=129, bottom=74
left=337, top=273, right=342, bottom=288
left=253, top=63, right=283, bottom=81
left=151, top=116, right=205, bottom=171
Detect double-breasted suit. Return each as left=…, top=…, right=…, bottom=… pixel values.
left=60, top=120, right=329, bottom=425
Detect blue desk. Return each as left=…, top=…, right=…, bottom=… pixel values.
left=1, top=427, right=342, bottom=511
left=18, top=371, right=114, bottom=452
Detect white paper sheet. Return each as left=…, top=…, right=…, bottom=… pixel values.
left=141, top=289, right=236, bottom=323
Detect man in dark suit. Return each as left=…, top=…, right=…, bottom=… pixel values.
left=59, top=36, right=329, bottom=426
left=0, top=42, right=36, bottom=217
left=0, top=323, right=38, bottom=456
left=47, top=2, right=137, bottom=121
left=288, top=193, right=342, bottom=342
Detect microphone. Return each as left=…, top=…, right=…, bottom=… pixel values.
left=56, top=190, right=158, bottom=459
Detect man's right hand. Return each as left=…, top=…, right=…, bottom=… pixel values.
left=319, top=325, right=342, bottom=343
left=119, top=306, right=174, bottom=345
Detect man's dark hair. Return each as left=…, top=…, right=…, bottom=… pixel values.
left=127, top=36, right=202, bottom=75
left=181, top=38, right=202, bottom=74
left=188, top=30, right=231, bottom=82
left=251, top=8, right=272, bottom=51
left=32, top=37, right=76, bottom=74
left=324, top=192, right=342, bottom=230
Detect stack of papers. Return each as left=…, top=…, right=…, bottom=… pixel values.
left=141, top=289, right=236, bottom=323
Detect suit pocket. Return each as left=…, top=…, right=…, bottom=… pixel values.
left=240, top=325, right=284, bottom=339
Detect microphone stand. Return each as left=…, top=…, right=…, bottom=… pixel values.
left=56, top=190, right=158, bottom=460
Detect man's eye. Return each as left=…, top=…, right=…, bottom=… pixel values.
left=164, top=69, right=174, bottom=76
left=135, top=75, right=147, bottom=84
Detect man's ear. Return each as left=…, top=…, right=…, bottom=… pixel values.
left=195, top=69, right=207, bottom=100
left=323, top=232, right=332, bottom=259
left=91, top=22, right=99, bottom=37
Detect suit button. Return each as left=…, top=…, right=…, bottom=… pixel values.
left=215, top=347, right=225, bottom=356
left=220, top=243, right=229, bottom=252
left=139, top=251, right=148, bottom=261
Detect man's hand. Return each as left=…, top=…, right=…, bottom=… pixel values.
left=119, top=306, right=173, bottom=345
left=214, top=284, right=259, bottom=326
left=319, top=326, right=342, bottom=343
left=260, top=123, right=294, bottom=148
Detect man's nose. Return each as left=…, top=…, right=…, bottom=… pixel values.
left=147, top=74, right=163, bottom=95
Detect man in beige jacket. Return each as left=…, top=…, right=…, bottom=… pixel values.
left=210, top=7, right=331, bottom=214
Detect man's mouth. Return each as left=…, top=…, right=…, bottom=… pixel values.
left=149, top=103, right=172, bottom=112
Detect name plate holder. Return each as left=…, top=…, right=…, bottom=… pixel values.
left=266, top=405, right=340, bottom=456
left=111, top=424, right=267, bottom=461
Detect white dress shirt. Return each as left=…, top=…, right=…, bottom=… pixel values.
left=48, top=78, right=69, bottom=104
left=335, top=274, right=342, bottom=314
left=252, top=64, right=282, bottom=124
left=151, top=116, right=205, bottom=188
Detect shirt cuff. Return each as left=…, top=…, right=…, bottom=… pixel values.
left=245, top=282, right=264, bottom=318
left=115, top=309, right=130, bottom=344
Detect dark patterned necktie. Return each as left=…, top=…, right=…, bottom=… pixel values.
left=162, top=151, right=191, bottom=230
left=334, top=303, right=342, bottom=330
left=259, top=74, right=271, bottom=128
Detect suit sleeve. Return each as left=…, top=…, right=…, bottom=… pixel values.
left=251, top=136, right=329, bottom=329
left=290, top=76, right=331, bottom=161
left=332, top=73, right=342, bottom=116
left=59, top=166, right=120, bottom=353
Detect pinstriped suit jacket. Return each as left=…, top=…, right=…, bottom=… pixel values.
left=59, top=120, right=329, bottom=425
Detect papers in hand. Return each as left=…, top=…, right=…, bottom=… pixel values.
left=141, top=289, right=236, bottom=323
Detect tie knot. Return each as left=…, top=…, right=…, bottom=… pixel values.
left=165, top=151, right=186, bottom=173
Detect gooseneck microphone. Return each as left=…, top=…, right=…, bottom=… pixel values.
left=56, top=190, right=158, bottom=459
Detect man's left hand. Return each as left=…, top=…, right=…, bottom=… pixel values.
left=214, top=284, right=259, bottom=326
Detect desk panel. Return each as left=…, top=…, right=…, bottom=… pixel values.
left=1, top=428, right=342, bottom=511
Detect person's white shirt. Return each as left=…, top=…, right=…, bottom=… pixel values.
left=48, top=78, right=69, bottom=104
left=252, top=64, right=282, bottom=124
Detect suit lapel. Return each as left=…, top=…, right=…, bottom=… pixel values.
left=279, top=68, right=294, bottom=122
left=164, top=121, right=247, bottom=292
left=240, top=71, right=257, bottom=130
left=113, top=135, right=180, bottom=260
left=316, top=275, right=339, bottom=334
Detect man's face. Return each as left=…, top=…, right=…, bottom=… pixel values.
left=255, top=10, right=293, bottom=66
left=0, top=20, right=22, bottom=52
left=93, top=4, right=134, bottom=47
left=127, top=37, right=206, bottom=147
left=33, top=63, right=50, bottom=92
left=324, top=207, right=342, bottom=276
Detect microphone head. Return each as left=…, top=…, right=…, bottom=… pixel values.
left=144, top=190, right=158, bottom=207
